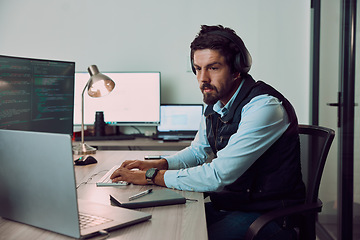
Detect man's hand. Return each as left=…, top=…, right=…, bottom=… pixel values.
left=110, top=158, right=168, bottom=186
left=110, top=167, right=148, bottom=185
left=120, top=158, right=169, bottom=171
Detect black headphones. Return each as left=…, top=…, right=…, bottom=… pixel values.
left=191, top=30, right=252, bottom=74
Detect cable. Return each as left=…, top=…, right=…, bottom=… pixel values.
left=76, top=170, right=108, bottom=189
left=131, top=126, right=142, bottom=134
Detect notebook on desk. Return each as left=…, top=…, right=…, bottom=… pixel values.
left=0, top=129, right=151, bottom=239
left=110, top=188, right=186, bottom=209
left=153, top=104, right=204, bottom=141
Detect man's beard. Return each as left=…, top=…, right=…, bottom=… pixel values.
left=201, top=83, right=220, bottom=105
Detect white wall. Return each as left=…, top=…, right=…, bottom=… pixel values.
left=0, top=0, right=311, bottom=124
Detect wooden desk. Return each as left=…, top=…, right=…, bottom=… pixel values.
left=0, top=151, right=208, bottom=240
left=75, top=137, right=192, bottom=151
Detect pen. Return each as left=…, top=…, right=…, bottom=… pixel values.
left=144, top=155, right=168, bottom=160
left=129, top=189, right=153, bottom=201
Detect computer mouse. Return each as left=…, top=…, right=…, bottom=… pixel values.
left=74, top=155, right=98, bottom=165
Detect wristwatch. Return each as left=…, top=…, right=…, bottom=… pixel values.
left=145, top=168, right=159, bottom=184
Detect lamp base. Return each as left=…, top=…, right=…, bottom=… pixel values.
left=72, top=142, right=97, bottom=155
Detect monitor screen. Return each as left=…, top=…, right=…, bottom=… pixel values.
left=0, top=55, right=75, bottom=134
left=73, top=72, right=160, bottom=126
left=157, top=104, right=204, bottom=132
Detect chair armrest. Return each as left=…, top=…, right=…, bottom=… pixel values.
left=244, top=199, right=322, bottom=240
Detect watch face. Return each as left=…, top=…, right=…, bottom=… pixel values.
left=146, top=168, right=159, bottom=180
left=146, top=168, right=156, bottom=179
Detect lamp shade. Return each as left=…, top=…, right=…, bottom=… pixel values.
left=72, top=65, right=115, bottom=155
left=87, top=65, right=115, bottom=98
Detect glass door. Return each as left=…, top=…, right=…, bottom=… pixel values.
left=316, top=0, right=358, bottom=239
left=317, top=0, right=340, bottom=238
left=353, top=1, right=360, bottom=238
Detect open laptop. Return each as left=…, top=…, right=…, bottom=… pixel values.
left=0, top=129, right=151, bottom=239
left=154, top=104, right=204, bottom=141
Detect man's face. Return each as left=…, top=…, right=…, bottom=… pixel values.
left=193, top=49, right=238, bottom=106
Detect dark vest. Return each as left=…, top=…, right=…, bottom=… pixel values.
left=205, top=75, right=305, bottom=212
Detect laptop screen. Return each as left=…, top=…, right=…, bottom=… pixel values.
left=157, top=104, right=204, bottom=133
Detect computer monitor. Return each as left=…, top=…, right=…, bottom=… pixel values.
left=0, top=55, right=75, bottom=135
left=157, top=104, right=204, bottom=132
left=73, top=72, right=160, bottom=126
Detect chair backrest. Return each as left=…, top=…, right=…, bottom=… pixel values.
left=298, top=124, right=335, bottom=204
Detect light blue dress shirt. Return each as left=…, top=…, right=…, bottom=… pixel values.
left=163, top=83, right=290, bottom=192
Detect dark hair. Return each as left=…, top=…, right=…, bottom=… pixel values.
left=190, top=25, right=242, bottom=74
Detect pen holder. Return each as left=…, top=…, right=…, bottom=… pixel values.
left=94, top=111, right=106, bottom=136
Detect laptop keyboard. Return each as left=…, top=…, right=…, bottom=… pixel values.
left=96, top=165, right=129, bottom=187
left=79, top=212, right=112, bottom=230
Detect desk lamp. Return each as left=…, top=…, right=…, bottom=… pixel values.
left=72, top=65, right=115, bottom=155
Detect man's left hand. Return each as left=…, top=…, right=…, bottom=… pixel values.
left=110, top=167, right=148, bottom=185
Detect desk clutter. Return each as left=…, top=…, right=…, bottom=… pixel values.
left=74, top=103, right=204, bottom=142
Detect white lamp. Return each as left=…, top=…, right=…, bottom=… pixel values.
left=72, top=65, right=115, bottom=155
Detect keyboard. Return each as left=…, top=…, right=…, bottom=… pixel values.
left=75, top=134, right=136, bottom=141
left=79, top=212, right=112, bottom=230
left=154, top=134, right=195, bottom=141
left=96, top=165, right=129, bottom=187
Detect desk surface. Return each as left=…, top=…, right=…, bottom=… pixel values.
left=0, top=151, right=208, bottom=240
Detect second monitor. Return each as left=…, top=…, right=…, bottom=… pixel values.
left=73, top=72, right=160, bottom=127
left=154, top=104, right=204, bottom=141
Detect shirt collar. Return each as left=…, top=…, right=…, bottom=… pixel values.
left=213, top=79, right=245, bottom=118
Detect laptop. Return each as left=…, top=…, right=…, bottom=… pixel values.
left=154, top=104, right=204, bottom=141
left=0, top=129, right=151, bottom=239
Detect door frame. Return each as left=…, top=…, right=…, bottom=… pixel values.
left=311, top=0, right=356, bottom=239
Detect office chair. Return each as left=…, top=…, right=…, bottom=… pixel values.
left=244, top=124, right=335, bottom=240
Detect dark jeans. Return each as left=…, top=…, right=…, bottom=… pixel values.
left=205, top=202, right=296, bottom=240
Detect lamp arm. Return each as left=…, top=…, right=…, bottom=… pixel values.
left=80, top=80, right=90, bottom=144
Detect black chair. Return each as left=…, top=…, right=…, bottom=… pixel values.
left=244, top=124, right=335, bottom=240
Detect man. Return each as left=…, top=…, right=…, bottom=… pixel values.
left=111, top=25, right=305, bottom=240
